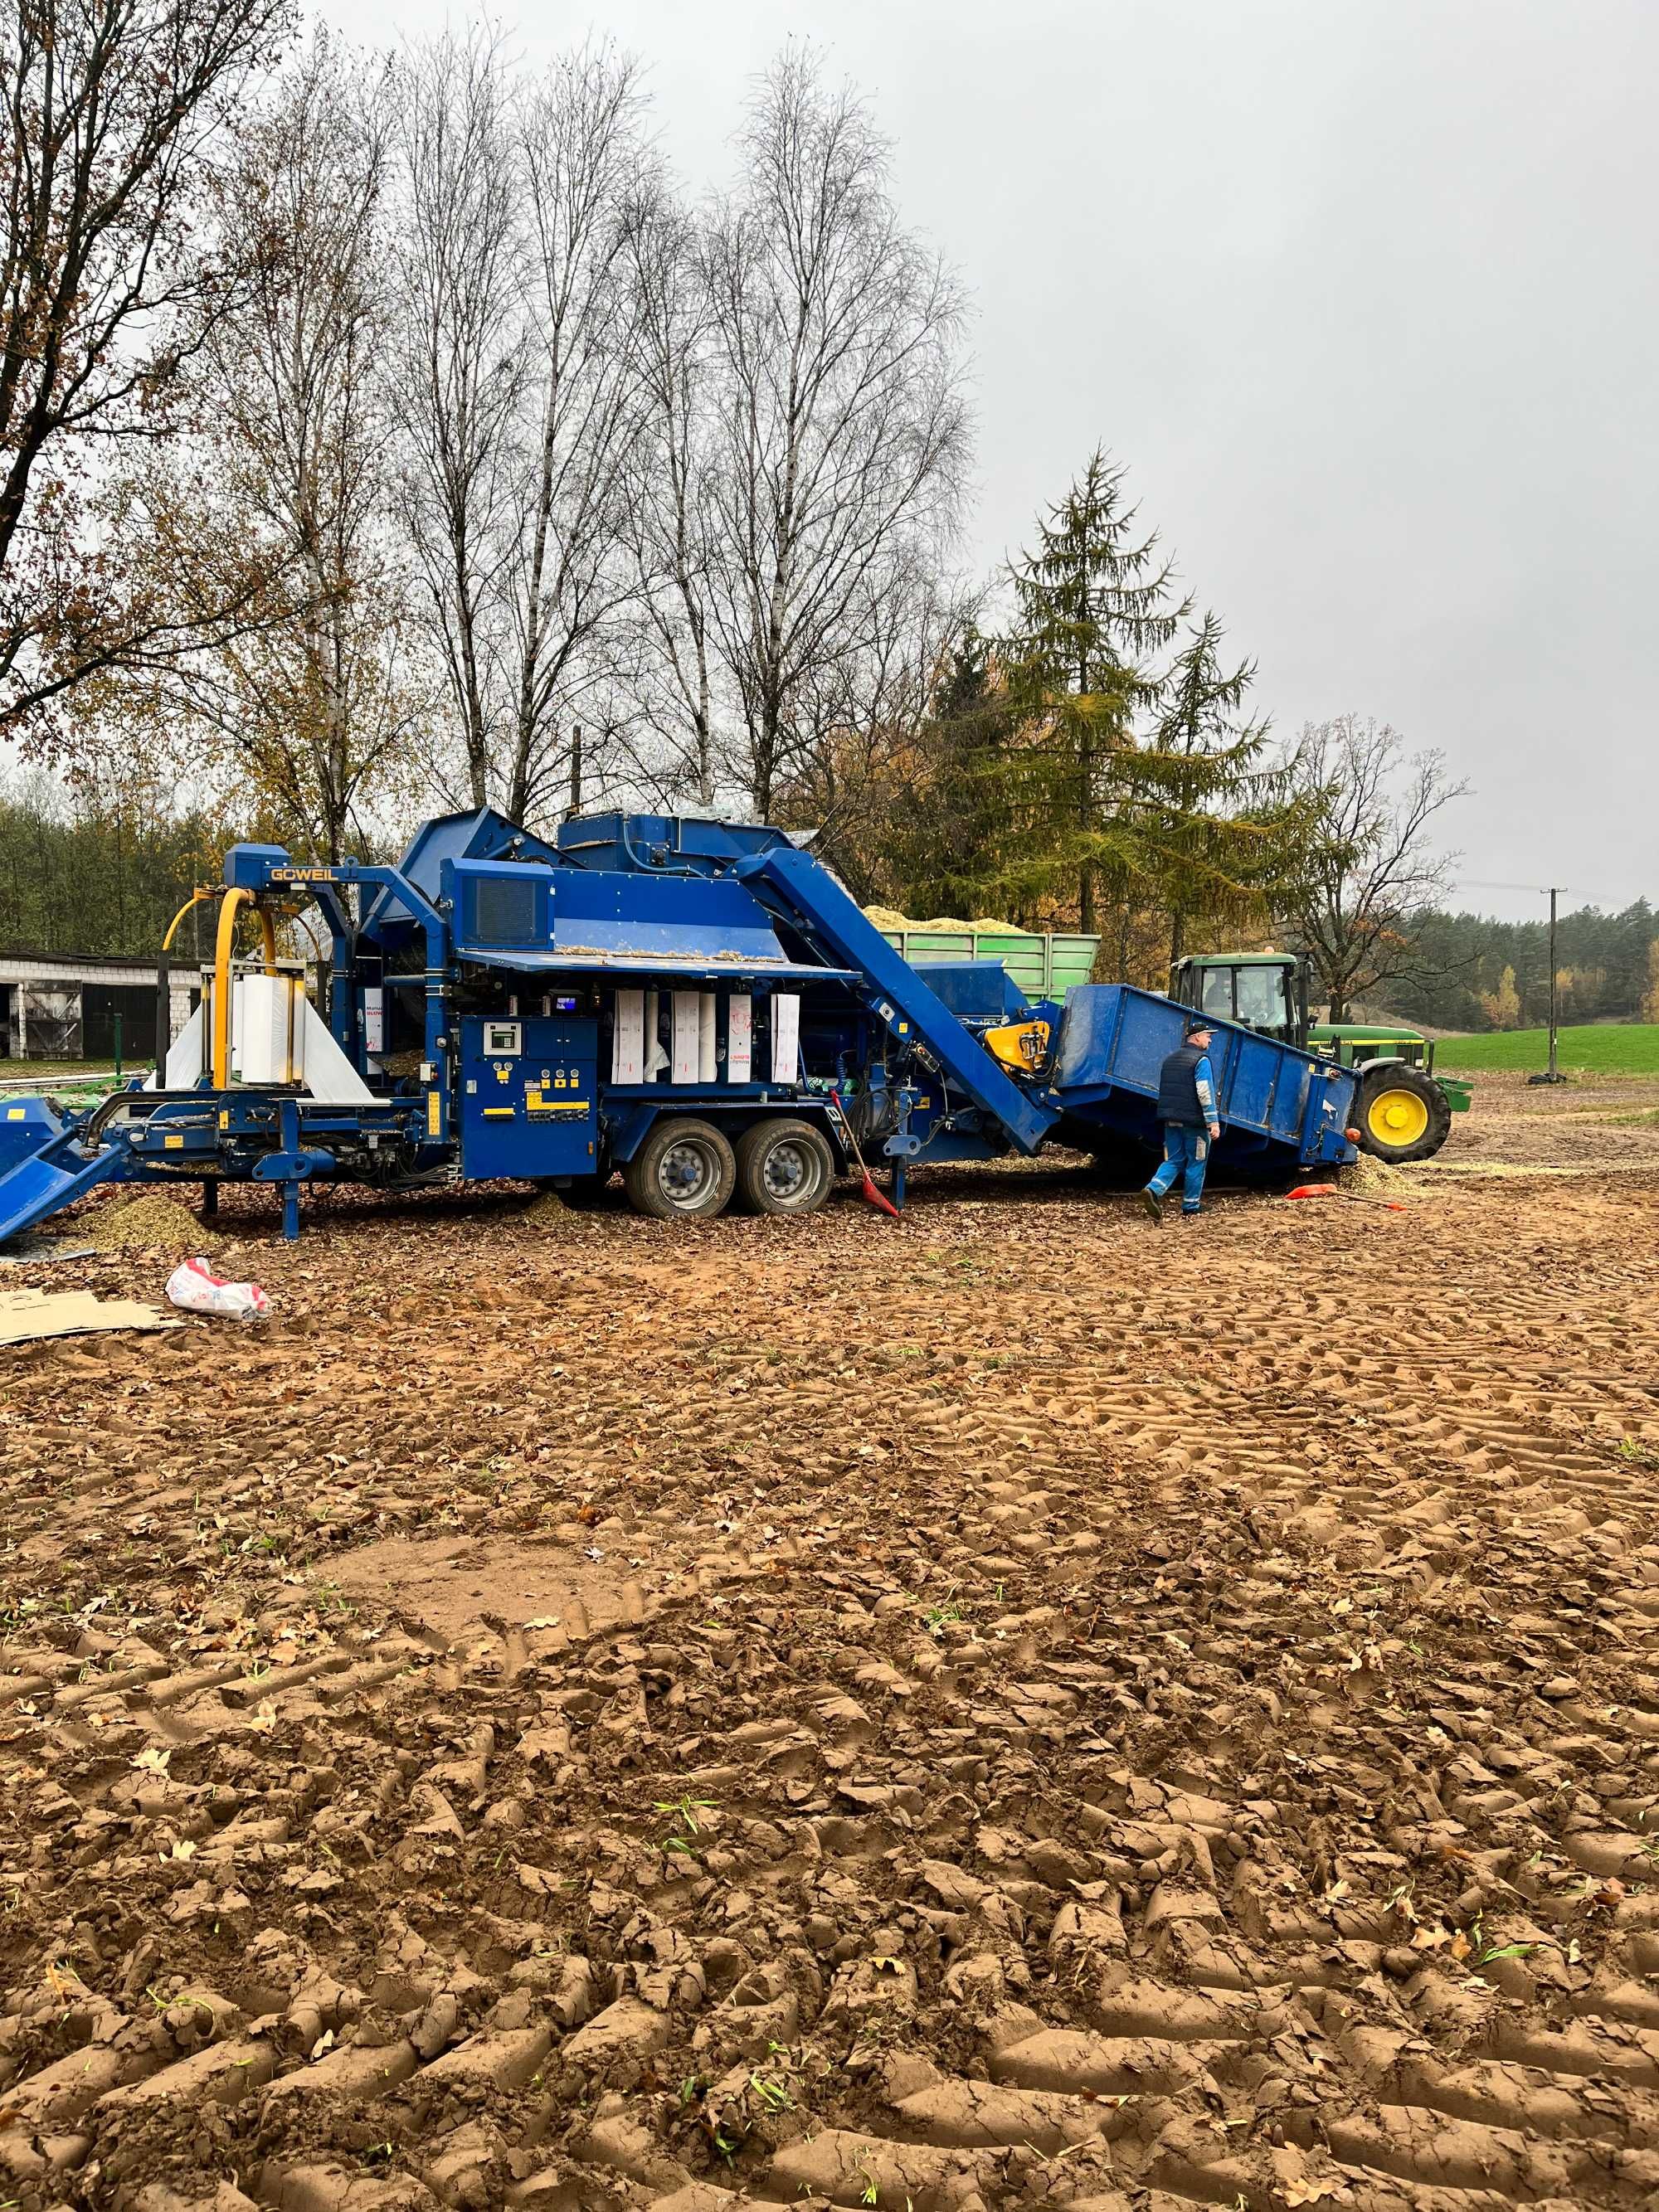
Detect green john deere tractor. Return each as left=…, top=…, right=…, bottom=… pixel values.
left=1170, top=951, right=1471, bottom=1164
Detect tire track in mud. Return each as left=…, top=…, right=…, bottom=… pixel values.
left=2, top=1135, right=1659, bottom=2210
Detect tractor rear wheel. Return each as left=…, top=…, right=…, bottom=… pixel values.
left=623, top=1118, right=736, bottom=1219
left=735, top=1117, right=835, bottom=1215
left=1355, top=1064, right=1452, bottom=1164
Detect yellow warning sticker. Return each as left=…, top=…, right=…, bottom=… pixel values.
left=163, top=1135, right=184, bottom=1150
left=5, top=1107, right=22, bottom=1121
left=426, top=1091, right=441, bottom=1136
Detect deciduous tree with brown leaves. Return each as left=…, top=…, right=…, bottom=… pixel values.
left=85, top=32, right=425, bottom=862
left=1, top=0, right=295, bottom=735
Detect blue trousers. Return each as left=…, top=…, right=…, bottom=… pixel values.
left=1146, top=1122, right=1210, bottom=1213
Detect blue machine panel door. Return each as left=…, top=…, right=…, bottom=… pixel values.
left=460, top=1014, right=599, bottom=1179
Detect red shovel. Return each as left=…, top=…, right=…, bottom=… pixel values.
left=1287, top=1182, right=1405, bottom=1212
left=858, top=1172, right=902, bottom=1219
left=830, top=1094, right=902, bottom=1218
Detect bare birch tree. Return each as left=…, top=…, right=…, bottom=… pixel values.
left=615, top=188, right=721, bottom=809
left=391, top=28, right=527, bottom=805
left=701, top=50, right=971, bottom=819
left=392, top=36, right=652, bottom=827
left=499, top=43, right=651, bottom=825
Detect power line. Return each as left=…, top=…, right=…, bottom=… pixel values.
left=1452, top=877, right=1575, bottom=896
left=1452, top=878, right=1657, bottom=905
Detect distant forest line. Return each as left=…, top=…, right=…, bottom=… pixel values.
left=1378, top=903, right=1659, bottom=1033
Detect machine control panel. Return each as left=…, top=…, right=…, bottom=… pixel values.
left=459, top=1014, right=599, bottom=1180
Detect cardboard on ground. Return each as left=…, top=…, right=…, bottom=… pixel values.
left=0, top=1286, right=182, bottom=1345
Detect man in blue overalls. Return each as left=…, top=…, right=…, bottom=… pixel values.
left=1141, top=1014, right=1220, bottom=1223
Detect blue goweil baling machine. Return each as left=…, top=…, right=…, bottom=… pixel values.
left=0, top=809, right=1360, bottom=1242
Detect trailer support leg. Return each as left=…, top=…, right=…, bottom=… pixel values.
left=251, top=1100, right=332, bottom=1241
left=893, top=1159, right=907, bottom=1211
left=280, top=1101, right=301, bottom=1242
left=201, top=1179, right=217, bottom=1220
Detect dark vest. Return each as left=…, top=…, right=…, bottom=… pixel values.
left=1156, top=1043, right=1207, bottom=1124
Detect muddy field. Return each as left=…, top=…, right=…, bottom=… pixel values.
left=3, top=1070, right=1659, bottom=2212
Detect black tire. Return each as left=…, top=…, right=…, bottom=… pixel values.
left=622, top=1118, right=737, bottom=1220
left=1355, top=1063, right=1452, bottom=1163
left=734, top=1116, right=835, bottom=1215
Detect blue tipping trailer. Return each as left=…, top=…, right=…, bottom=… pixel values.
left=0, top=809, right=1358, bottom=1245
left=1051, top=984, right=1359, bottom=1177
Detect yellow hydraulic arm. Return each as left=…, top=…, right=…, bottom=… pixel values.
left=160, top=888, right=216, bottom=953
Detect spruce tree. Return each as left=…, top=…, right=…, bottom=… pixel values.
left=1139, top=611, right=1318, bottom=967
left=878, top=628, right=1033, bottom=922
left=883, top=454, right=1328, bottom=953
left=1001, top=449, right=1185, bottom=931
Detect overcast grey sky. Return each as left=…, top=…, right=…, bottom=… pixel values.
left=324, top=0, right=1657, bottom=919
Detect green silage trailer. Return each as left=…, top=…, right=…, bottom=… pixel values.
left=876, top=925, right=1099, bottom=1003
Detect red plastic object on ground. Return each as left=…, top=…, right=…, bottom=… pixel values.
left=166, top=1256, right=270, bottom=1320
left=831, top=1087, right=902, bottom=1218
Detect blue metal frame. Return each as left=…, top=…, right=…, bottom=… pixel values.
left=731, top=845, right=1058, bottom=1155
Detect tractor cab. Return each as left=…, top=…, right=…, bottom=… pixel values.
left=1170, top=953, right=1308, bottom=1048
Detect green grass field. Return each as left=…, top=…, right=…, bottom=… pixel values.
left=0, top=1060, right=123, bottom=1080
left=1437, top=1024, right=1659, bottom=1074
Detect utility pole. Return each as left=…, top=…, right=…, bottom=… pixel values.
left=1529, top=885, right=1569, bottom=1085
left=567, top=726, right=583, bottom=819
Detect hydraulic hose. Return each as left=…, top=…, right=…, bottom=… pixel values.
left=161, top=888, right=216, bottom=951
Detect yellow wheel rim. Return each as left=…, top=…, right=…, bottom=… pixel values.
left=1368, top=1087, right=1429, bottom=1145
